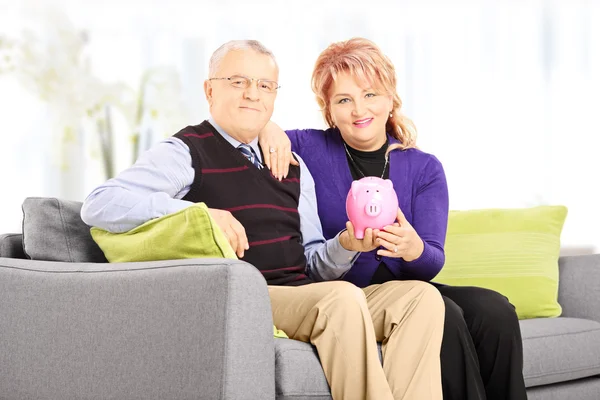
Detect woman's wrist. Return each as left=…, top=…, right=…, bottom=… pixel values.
left=403, top=239, right=425, bottom=262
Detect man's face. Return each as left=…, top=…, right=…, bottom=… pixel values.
left=204, top=49, right=279, bottom=143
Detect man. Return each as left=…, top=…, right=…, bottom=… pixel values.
left=82, top=40, right=444, bottom=400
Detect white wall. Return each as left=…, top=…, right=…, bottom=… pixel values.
left=1, top=0, right=598, bottom=253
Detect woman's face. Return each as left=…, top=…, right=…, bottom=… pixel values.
left=328, top=72, right=393, bottom=151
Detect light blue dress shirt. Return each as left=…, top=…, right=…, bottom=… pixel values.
left=81, top=118, right=359, bottom=281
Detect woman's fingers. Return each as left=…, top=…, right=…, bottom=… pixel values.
left=377, top=230, right=400, bottom=244
left=269, top=149, right=279, bottom=179
left=278, top=147, right=286, bottom=180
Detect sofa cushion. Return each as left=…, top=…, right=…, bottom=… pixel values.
left=275, top=317, right=600, bottom=398
left=433, top=205, right=567, bottom=319
left=22, top=197, right=107, bottom=263
left=274, top=338, right=330, bottom=400
left=521, top=317, right=600, bottom=387
left=274, top=338, right=383, bottom=400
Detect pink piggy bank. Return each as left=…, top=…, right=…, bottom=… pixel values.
left=346, top=177, right=399, bottom=239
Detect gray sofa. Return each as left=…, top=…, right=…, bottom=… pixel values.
left=1, top=200, right=600, bottom=399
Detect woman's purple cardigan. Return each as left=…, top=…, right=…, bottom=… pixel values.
left=288, top=128, right=449, bottom=287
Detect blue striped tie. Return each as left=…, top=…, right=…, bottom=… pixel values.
left=237, top=144, right=262, bottom=169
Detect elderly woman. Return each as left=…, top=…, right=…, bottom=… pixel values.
left=260, top=38, right=527, bottom=400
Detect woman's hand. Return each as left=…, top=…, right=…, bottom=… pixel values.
left=258, top=121, right=299, bottom=180
left=339, top=221, right=380, bottom=253
left=376, top=208, right=425, bottom=261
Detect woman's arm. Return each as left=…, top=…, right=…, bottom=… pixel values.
left=257, top=121, right=299, bottom=180
left=381, top=156, right=449, bottom=281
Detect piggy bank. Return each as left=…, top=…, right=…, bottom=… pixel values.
left=346, top=177, right=399, bottom=239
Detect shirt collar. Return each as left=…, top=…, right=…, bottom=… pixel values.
left=208, top=117, right=262, bottom=162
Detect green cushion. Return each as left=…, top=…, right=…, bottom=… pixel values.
left=433, top=205, right=568, bottom=320
left=90, top=202, right=237, bottom=262
left=90, top=203, right=287, bottom=337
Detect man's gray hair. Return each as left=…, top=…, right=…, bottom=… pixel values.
left=208, top=40, right=278, bottom=77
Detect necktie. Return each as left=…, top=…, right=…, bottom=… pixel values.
left=237, top=144, right=262, bottom=169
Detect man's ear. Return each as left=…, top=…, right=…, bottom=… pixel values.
left=204, top=80, right=213, bottom=105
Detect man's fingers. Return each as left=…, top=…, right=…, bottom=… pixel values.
left=230, top=220, right=248, bottom=257
left=363, top=228, right=375, bottom=247
left=346, top=221, right=356, bottom=239
left=224, top=226, right=239, bottom=257
left=233, top=221, right=248, bottom=250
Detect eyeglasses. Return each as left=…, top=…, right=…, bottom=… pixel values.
left=209, top=75, right=280, bottom=93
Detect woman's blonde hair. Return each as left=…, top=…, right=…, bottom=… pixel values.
left=311, top=37, right=417, bottom=151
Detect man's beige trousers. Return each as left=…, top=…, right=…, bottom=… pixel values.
left=269, top=280, right=444, bottom=400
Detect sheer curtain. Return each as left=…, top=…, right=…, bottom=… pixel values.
left=0, top=0, right=598, bottom=252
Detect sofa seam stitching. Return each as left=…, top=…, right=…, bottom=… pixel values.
left=527, top=364, right=600, bottom=379
left=219, top=265, right=231, bottom=399
left=522, top=327, right=600, bottom=340
left=55, top=198, right=74, bottom=262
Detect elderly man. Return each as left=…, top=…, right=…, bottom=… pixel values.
left=81, top=40, right=444, bottom=400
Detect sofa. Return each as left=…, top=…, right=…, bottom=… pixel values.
left=1, top=199, right=600, bottom=399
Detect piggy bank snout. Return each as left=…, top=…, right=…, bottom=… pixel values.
left=364, top=201, right=382, bottom=217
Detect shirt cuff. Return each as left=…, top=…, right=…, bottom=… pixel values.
left=327, top=231, right=360, bottom=265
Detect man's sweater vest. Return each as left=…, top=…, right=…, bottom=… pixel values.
left=174, top=121, right=312, bottom=286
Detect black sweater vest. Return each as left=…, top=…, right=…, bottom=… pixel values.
left=174, top=121, right=312, bottom=286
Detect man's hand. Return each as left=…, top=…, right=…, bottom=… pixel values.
left=258, top=121, right=299, bottom=180
left=339, top=221, right=380, bottom=253
left=376, top=208, right=424, bottom=261
left=208, top=208, right=249, bottom=258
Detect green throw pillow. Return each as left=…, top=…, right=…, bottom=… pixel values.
left=433, top=205, right=568, bottom=320
left=91, top=203, right=287, bottom=338
left=90, top=202, right=237, bottom=262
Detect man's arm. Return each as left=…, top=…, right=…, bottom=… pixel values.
left=296, top=154, right=360, bottom=281
left=80, top=138, right=195, bottom=233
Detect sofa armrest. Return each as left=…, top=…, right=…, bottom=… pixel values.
left=0, top=233, right=26, bottom=259
left=558, top=254, right=600, bottom=322
left=0, top=257, right=275, bottom=400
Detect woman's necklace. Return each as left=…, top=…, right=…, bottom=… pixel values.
left=343, top=142, right=389, bottom=179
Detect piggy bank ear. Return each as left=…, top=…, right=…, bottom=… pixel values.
left=382, top=179, right=394, bottom=190
left=351, top=180, right=363, bottom=198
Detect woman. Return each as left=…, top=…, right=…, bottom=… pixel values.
left=259, top=38, right=527, bottom=400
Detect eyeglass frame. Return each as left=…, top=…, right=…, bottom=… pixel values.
left=208, top=75, right=281, bottom=93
